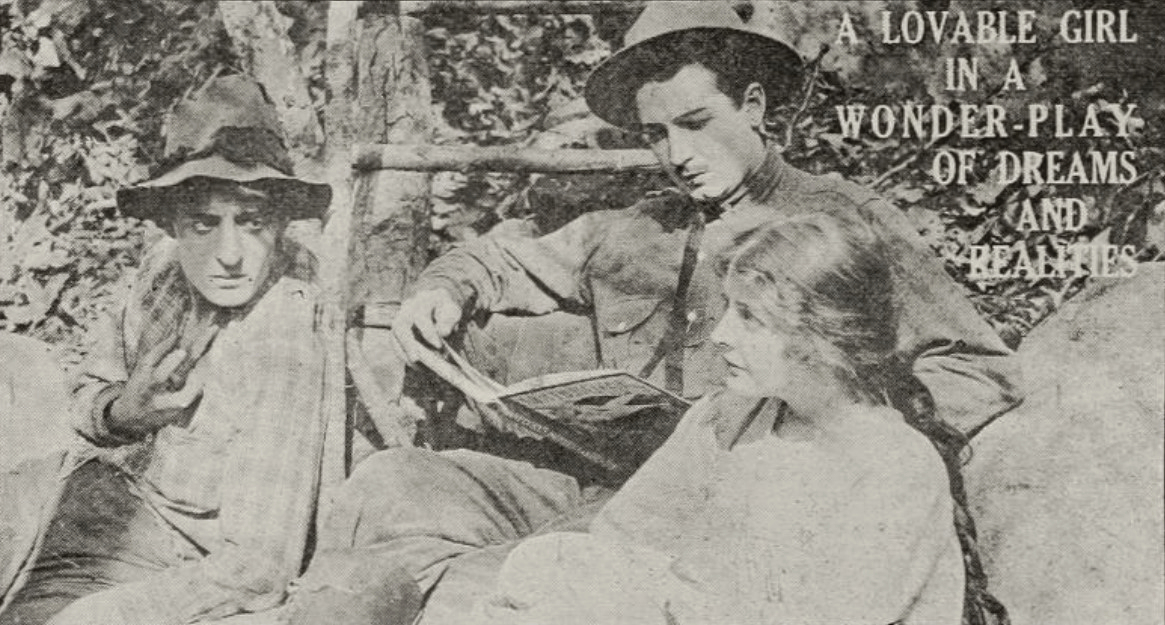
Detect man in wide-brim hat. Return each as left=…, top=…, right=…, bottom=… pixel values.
left=295, top=2, right=1020, bottom=623
left=0, top=76, right=369, bottom=625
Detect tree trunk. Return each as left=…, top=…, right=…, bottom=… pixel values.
left=347, top=4, right=432, bottom=312
left=219, top=0, right=325, bottom=167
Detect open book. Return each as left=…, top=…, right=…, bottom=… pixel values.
left=415, top=345, right=691, bottom=480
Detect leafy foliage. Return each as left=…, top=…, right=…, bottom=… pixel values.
left=2, top=0, right=1160, bottom=358
left=0, top=0, right=235, bottom=359
left=421, top=9, right=669, bottom=254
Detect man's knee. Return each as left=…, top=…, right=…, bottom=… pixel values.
left=323, top=448, right=454, bottom=546
left=345, top=447, right=446, bottom=497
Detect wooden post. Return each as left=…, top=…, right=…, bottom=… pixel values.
left=341, top=2, right=435, bottom=450
left=348, top=2, right=433, bottom=315
left=316, top=0, right=362, bottom=496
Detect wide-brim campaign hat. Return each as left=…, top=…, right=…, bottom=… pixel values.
left=585, top=0, right=803, bottom=130
left=118, top=75, right=331, bottom=223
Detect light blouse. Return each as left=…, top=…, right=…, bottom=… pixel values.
left=475, top=392, right=964, bottom=625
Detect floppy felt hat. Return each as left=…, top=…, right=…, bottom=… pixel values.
left=117, top=75, right=331, bottom=223
left=585, top=0, right=803, bottom=130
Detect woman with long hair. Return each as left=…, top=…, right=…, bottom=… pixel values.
left=463, top=213, right=972, bottom=625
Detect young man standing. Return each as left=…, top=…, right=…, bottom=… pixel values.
left=305, top=2, right=1020, bottom=623
left=0, top=76, right=337, bottom=625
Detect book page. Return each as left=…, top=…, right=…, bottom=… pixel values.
left=502, top=370, right=690, bottom=422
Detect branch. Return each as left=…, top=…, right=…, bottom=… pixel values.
left=871, top=132, right=947, bottom=191
left=400, top=0, right=751, bottom=14
left=782, top=42, right=828, bottom=149
left=352, top=144, right=660, bottom=173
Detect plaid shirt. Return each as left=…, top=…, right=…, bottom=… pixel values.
left=72, top=239, right=330, bottom=623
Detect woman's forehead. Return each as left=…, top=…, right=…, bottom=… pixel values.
left=723, top=271, right=771, bottom=307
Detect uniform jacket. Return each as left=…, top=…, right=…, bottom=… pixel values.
left=413, top=146, right=1022, bottom=435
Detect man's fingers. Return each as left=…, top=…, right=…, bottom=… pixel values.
left=392, top=290, right=462, bottom=362
left=392, top=330, right=422, bottom=364
left=153, top=381, right=203, bottom=411
left=432, top=299, right=461, bottom=337
left=415, top=310, right=444, bottom=348
left=143, top=333, right=180, bottom=368
left=152, top=349, right=188, bottom=386
left=417, top=291, right=459, bottom=346
left=391, top=303, right=424, bottom=363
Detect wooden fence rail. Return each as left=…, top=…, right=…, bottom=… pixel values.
left=400, top=1, right=751, bottom=15
left=352, top=144, right=659, bottom=173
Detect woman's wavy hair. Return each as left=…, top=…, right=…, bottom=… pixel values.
left=720, top=213, right=1009, bottom=625
left=720, top=213, right=900, bottom=404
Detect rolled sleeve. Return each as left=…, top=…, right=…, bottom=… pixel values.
left=70, top=300, right=134, bottom=447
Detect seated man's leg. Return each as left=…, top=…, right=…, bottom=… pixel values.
left=318, top=447, right=587, bottom=594
left=0, top=460, right=194, bottom=625
left=286, top=447, right=587, bottom=625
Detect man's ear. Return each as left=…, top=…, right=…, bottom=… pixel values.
left=742, top=82, right=767, bottom=131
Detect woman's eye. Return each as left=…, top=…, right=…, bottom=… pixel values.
left=677, top=117, right=710, bottom=131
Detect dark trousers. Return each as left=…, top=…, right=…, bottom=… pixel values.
left=0, top=461, right=192, bottom=625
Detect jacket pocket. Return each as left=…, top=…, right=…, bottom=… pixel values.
left=601, top=298, right=717, bottom=347
left=600, top=297, right=665, bottom=339
left=597, top=297, right=664, bottom=369
left=598, top=298, right=719, bottom=372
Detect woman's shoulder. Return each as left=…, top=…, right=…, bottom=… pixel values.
left=839, top=406, right=950, bottom=490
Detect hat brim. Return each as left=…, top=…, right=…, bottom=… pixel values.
left=585, top=27, right=803, bottom=130
left=117, top=155, right=331, bottom=223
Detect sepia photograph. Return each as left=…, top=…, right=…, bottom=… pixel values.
left=0, top=1, right=1161, bottom=624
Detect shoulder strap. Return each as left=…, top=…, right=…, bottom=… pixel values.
left=638, top=210, right=706, bottom=394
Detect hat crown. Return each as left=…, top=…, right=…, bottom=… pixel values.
left=163, top=75, right=287, bottom=160
left=623, top=1, right=748, bottom=47
left=117, top=75, right=332, bottom=223
left=584, top=0, right=803, bottom=129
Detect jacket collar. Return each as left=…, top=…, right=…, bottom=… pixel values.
left=716, top=142, right=790, bottom=217
left=743, top=142, right=790, bottom=205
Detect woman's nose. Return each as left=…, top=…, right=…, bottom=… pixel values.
left=710, top=314, right=734, bottom=348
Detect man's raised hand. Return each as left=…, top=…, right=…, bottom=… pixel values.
left=107, top=335, right=204, bottom=438
left=391, top=289, right=463, bottom=362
